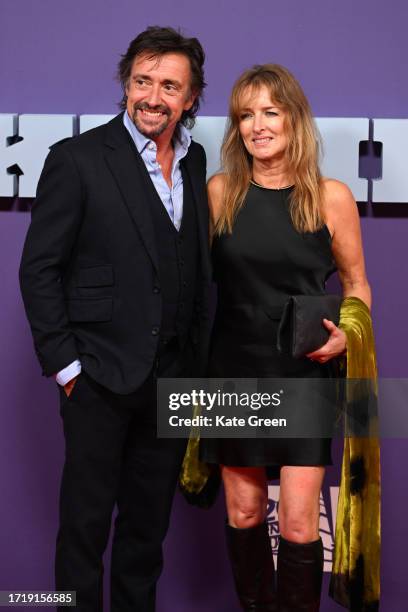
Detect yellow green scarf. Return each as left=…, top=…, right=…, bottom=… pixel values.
left=329, top=297, right=381, bottom=610
left=179, top=403, right=212, bottom=495
left=179, top=403, right=221, bottom=508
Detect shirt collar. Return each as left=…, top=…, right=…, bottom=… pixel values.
left=123, top=110, right=192, bottom=157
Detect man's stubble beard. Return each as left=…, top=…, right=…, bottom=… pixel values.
left=131, top=102, right=171, bottom=138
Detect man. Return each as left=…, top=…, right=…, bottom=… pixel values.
left=19, top=26, right=210, bottom=611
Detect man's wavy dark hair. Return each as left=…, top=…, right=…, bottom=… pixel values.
left=118, top=26, right=206, bottom=129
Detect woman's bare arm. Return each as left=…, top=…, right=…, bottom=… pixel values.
left=323, top=178, right=371, bottom=308
left=207, top=173, right=226, bottom=243
left=307, top=179, right=371, bottom=362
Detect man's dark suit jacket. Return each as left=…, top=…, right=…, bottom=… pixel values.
left=19, top=113, right=211, bottom=394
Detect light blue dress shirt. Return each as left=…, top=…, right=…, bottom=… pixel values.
left=123, top=110, right=191, bottom=231
left=56, top=112, right=192, bottom=386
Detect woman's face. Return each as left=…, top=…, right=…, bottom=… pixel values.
left=238, top=85, right=289, bottom=164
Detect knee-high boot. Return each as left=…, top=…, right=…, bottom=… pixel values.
left=225, top=522, right=277, bottom=611
left=277, top=536, right=323, bottom=611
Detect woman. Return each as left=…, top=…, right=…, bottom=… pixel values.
left=200, top=64, right=371, bottom=611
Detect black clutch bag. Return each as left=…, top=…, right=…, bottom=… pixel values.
left=277, top=294, right=342, bottom=359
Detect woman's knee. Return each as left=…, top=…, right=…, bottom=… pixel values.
left=228, top=499, right=267, bottom=529
left=278, top=510, right=320, bottom=543
left=278, top=466, right=324, bottom=543
left=222, top=466, right=268, bottom=528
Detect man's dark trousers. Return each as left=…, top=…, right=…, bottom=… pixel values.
left=56, top=338, right=190, bottom=612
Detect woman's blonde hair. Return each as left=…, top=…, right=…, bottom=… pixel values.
left=216, top=64, right=324, bottom=234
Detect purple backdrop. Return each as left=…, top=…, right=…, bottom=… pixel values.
left=1, top=1, right=407, bottom=610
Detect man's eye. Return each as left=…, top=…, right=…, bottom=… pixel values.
left=164, top=84, right=177, bottom=92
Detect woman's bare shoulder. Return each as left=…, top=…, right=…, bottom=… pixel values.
left=321, top=178, right=355, bottom=207
left=321, top=177, right=358, bottom=220
left=207, top=173, right=227, bottom=222
left=208, top=173, right=227, bottom=196
left=321, top=178, right=361, bottom=243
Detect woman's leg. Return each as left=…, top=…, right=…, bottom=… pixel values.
left=222, top=466, right=276, bottom=611
left=277, top=466, right=325, bottom=612
left=223, top=466, right=268, bottom=528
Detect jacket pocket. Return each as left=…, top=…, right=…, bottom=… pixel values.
left=76, top=264, right=113, bottom=288
left=66, top=297, right=113, bottom=322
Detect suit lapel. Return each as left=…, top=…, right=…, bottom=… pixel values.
left=103, top=114, right=210, bottom=280
left=104, top=115, right=159, bottom=273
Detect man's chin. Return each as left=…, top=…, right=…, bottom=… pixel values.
left=132, top=116, right=169, bottom=139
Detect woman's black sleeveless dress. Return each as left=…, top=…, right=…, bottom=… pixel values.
left=200, top=183, right=337, bottom=476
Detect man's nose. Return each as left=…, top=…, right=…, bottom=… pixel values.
left=146, top=84, right=162, bottom=107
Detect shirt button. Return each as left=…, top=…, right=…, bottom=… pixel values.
left=183, top=281, right=188, bottom=287
left=148, top=142, right=155, bottom=150
left=179, top=259, right=185, bottom=266
left=151, top=326, right=160, bottom=336
left=153, top=286, right=161, bottom=294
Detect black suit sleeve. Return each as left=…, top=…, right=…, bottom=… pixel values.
left=19, top=144, right=83, bottom=376
left=192, top=143, right=212, bottom=375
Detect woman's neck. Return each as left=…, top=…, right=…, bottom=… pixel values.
left=252, top=159, right=293, bottom=189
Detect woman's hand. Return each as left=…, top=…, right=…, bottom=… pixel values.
left=306, top=319, right=347, bottom=363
